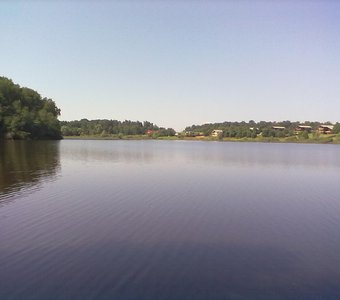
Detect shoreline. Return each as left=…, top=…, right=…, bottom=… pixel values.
left=62, top=135, right=340, bottom=145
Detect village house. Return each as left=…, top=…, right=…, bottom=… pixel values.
left=183, top=131, right=196, bottom=137
left=295, top=125, right=312, bottom=133
left=146, top=129, right=160, bottom=136
left=211, top=129, right=223, bottom=137
left=318, top=125, right=334, bottom=134
left=272, top=126, right=285, bottom=131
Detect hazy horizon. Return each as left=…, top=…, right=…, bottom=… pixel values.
left=1, top=1, right=339, bottom=131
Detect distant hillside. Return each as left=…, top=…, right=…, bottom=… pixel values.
left=0, top=77, right=62, bottom=139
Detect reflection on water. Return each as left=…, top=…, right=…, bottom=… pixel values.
left=61, top=139, right=340, bottom=169
left=0, top=141, right=60, bottom=203
left=1, top=140, right=340, bottom=300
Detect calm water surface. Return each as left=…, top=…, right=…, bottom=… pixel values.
left=1, top=140, right=340, bottom=300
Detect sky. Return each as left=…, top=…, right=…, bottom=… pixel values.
left=1, top=1, right=339, bottom=131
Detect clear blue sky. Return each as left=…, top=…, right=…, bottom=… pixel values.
left=1, top=1, right=339, bottom=130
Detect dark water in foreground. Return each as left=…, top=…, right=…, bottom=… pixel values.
left=1, top=140, right=340, bottom=300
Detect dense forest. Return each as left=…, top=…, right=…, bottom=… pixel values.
left=60, top=119, right=176, bottom=137
left=0, top=77, right=62, bottom=139
left=185, top=120, right=340, bottom=138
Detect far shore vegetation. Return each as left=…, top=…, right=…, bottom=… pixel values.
left=61, top=119, right=340, bottom=144
left=1, top=76, right=340, bottom=144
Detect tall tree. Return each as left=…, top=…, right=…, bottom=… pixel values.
left=0, top=77, right=62, bottom=139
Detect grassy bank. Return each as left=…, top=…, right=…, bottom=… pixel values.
left=221, top=134, right=340, bottom=144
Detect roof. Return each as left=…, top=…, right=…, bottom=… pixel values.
left=319, top=125, right=334, bottom=129
left=297, top=125, right=312, bottom=128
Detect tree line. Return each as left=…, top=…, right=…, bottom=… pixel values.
left=185, top=120, right=340, bottom=138
left=60, top=119, right=176, bottom=137
left=0, top=77, right=62, bottom=139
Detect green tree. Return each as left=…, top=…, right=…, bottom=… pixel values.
left=333, top=123, right=340, bottom=134
left=300, top=130, right=309, bottom=140
left=0, top=77, right=61, bottom=139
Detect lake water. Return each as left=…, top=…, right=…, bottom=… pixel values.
left=1, top=140, right=340, bottom=300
